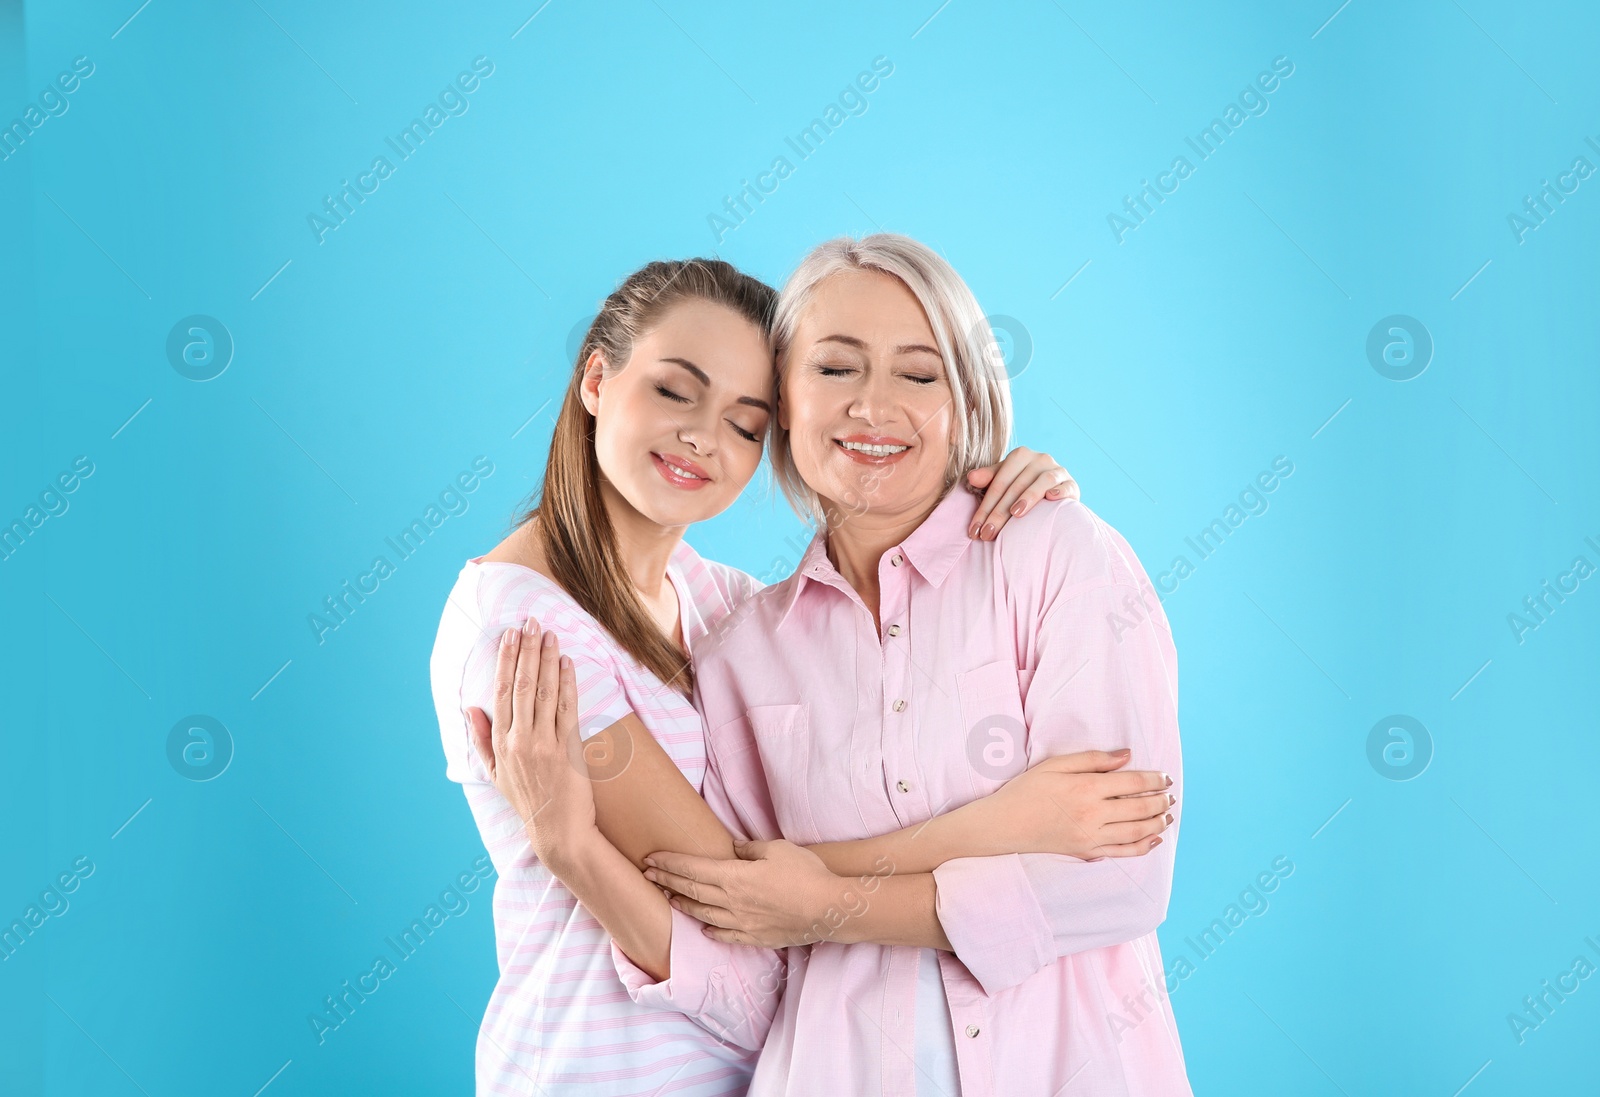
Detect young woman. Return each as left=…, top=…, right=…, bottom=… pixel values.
left=433, top=256, right=1174, bottom=1096
left=478, top=237, right=1193, bottom=1094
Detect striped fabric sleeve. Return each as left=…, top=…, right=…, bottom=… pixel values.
left=454, top=591, right=633, bottom=783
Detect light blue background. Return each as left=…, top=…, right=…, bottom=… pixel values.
left=3, top=0, right=1597, bottom=1093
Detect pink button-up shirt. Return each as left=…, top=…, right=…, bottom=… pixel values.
left=614, top=488, right=1193, bottom=1096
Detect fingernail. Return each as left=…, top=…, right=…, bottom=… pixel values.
left=1168, top=793, right=1176, bottom=806
left=1115, top=748, right=1132, bottom=756
left=1010, top=501, right=1025, bottom=517
left=1151, top=836, right=1163, bottom=847
left=643, top=869, right=657, bottom=882
left=982, top=523, right=995, bottom=539
left=1165, top=813, right=1173, bottom=825
left=1163, top=774, right=1172, bottom=788
left=502, top=627, right=518, bottom=645
left=543, top=631, right=556, bottom=648
left=524, top=617, right=538, bottom=635
left=967, top=523, right=980, bottom=538
left=643, top=856, right=657, bottom=868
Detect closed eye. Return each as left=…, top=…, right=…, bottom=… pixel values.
left=817, top=365, right=856, bottom=377
left=728, top=421, right=761, bottom=443
left=656, top=385, right=691, bottom=404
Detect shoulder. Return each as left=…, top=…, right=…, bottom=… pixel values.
left=674, top=539, right=764, bottom=607
left=467, top=561, right=621, bottom=663
left=993, top=499, right=1151, bottom=598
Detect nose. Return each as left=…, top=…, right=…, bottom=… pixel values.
left=677, top=418, right=715, bottom=455
left=846, top=370, right=895, bottom=426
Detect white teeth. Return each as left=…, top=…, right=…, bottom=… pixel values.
left=839, top=440, right=909, bottom=457
left=662, top=458, right=703, bottom=479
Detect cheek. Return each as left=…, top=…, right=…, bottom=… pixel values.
left=593, top=390, right=655, bottom=477
left=784, top=389, right=836, bottom=453
left=911, top=401, right=956, bottom=456
left=722, top=443, right=764, bottom=491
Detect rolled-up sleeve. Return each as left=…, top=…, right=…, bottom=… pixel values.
left=609, top=906, right=779, bottom=1051
left=934, top=543, right=1182, bottom=996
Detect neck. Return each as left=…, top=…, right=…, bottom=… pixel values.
left=598, top=479, right=684, bottom=600
left=823, top=491, right=944, bottom=619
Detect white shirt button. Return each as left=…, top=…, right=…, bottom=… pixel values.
left=965, top=1025, right=980, bottom=1038
left=896, top=780, right=910, bottom=793
left=887, top=624, right=901, bottom=636
left=890, top=554, right=903, bottom=567
left=892, top=699, right=907, bottom=712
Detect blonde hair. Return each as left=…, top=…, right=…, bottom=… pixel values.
left=768, top=233, right=1013, bottom=526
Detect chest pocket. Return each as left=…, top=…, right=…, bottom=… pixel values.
left=956, top=658, right=1029, bottom=799
left=708, top=703, right=823, bottom=845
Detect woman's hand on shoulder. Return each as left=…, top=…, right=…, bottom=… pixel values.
left=466, top=619, right=599, bottom=870
left=965, top=446, right=1078, bottom=541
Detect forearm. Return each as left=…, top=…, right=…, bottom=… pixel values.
left=807, top=794, right=1015, bottom=877
left=546, top=828, right=674, bottom=981
left=824, top=870, right=951, bottom=951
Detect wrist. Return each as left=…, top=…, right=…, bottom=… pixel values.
left=818, top=863, right=890, bottom=945
left=937, top=794, right=1011, bottom=860
left=533, top=823, right=606, bottom=878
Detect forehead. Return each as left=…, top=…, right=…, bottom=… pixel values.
left=794, top=269, right=936, bottom=347
left=637, top=297, right=775, bottom=388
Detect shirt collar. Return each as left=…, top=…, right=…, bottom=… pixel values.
left=774, top=486, right=982, bottom=629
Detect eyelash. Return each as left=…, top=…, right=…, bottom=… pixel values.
left=658, top=385, right=761, bottom=443
left=817, top=365, right=937, bottom=385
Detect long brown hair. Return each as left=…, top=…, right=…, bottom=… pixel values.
left=521, top=259, right=776, bottom=696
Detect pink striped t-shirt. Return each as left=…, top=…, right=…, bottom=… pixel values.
left=429, top=538, right=762, bottom=1096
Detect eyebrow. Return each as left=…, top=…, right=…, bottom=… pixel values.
left=815, top=334, right=941, bottom=357
left=662, top=357, right=772, bottom=413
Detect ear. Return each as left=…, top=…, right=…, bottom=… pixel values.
left=775, top=385, right=789, bottom=432
left=578, top=350, right=606, bottom=417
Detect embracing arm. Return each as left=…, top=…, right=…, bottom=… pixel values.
left=643, top=721, right=1171, bottom=956
left=590, top=711, right=1162, bottom=879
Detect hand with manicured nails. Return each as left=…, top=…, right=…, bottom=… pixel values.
left=964, top=446, right=1079, bottom=540
left=980, top=748, right=1174, bottom=861
left=465, top=619, right=596, bottom=872
left=643, top=839, right=844, bottom=949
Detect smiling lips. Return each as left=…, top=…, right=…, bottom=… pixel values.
left=835, top=434, right=912, bottom=465
left=651, top=451, right=712, bottom=489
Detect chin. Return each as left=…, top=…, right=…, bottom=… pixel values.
left=632, top=487, right=729, bottom=529
left=827, top=465, right=941, bottom=512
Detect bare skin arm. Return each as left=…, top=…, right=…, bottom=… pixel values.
left=577, top=710, right=1170, bottom=877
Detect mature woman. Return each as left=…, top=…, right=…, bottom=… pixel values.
left=434, top=255, right=1173, bottom=1095
left=494, top=235, right=1192, bottom=1094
